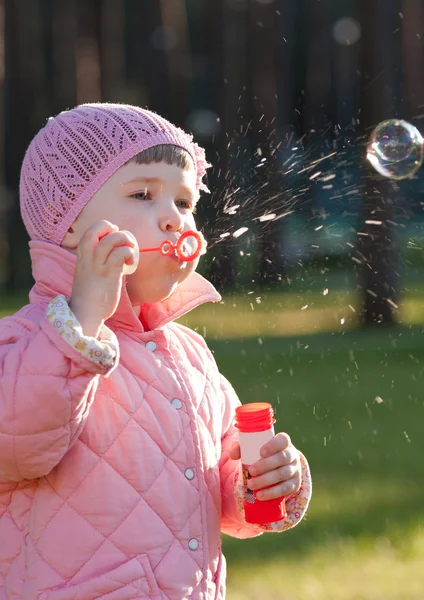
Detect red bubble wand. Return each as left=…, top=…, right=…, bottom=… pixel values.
left=139, top=230, right=206, bottom=263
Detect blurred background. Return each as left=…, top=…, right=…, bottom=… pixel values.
left=2, top=0, right=424, bottom=598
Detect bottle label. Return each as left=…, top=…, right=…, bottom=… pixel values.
left=242, top=464, right=255, bottom=504
left=238, top=427, right=275, bottom=465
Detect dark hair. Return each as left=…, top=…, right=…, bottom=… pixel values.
left=130, top=144, right=193, bottom=170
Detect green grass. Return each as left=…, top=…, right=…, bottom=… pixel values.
left=1, top=291, right=424, bottom=598
left=209, top=331, right=424, bottom=600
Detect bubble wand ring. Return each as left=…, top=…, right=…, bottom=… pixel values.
left=139, top=230, right=206, bottom=262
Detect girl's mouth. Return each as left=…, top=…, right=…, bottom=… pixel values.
left=168, top=248, right=185, bottom=265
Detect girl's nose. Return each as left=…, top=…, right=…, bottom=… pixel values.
left=159, top=204, right=184, bottom=233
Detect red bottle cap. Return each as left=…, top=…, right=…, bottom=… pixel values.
left=235, top=402, right=275, bottom=433
left=243, top=494, right=287, bottom=525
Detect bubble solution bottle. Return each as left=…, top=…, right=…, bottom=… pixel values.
left=235, top=402, right=287, bottom=525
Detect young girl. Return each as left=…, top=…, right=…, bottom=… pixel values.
left=0, top=103, right=311, bottom=600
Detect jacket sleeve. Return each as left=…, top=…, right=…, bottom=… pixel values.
left=219, top=374, right=312, bottom=538
left=0, top=295, right=119, bottom=482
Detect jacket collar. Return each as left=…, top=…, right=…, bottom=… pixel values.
left=29, top=241, right=221, bottom=332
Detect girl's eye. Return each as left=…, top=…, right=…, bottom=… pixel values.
left=132, top=190, right=151, bottom=201
left=176, top=199, right=195, bottom=212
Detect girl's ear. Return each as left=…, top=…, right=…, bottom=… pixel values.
left=61, top=223, right=80, bottom=251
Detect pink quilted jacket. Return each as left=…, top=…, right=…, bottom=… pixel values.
left=0, top=242, right=311, bottom=600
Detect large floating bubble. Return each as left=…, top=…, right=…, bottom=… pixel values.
left=366, top=119, right=424, bottom=180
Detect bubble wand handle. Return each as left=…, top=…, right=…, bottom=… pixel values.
left=139, top=230, right=206, bottom=263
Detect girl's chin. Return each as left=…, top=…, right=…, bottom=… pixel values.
left=127, top=263, right=196, bottom=304
left=128, top=281, right=182, bottom=305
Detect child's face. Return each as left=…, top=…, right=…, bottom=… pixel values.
left=67, top=160, right=200, bottom=304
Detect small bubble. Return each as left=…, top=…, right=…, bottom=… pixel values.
left=366, top=119, right=424, bottom=180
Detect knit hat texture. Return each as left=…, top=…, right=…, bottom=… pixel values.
left=20, top=103, right=209, bottom=244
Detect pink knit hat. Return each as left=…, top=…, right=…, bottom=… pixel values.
left=19, top=103, right=209, bottom=244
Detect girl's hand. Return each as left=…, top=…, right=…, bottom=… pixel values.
left=70, top=220, right=139, bottom=337
left=229, top=432, right=302, bottom=501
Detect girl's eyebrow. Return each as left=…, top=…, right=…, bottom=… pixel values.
left=122, top=177, right=161, bottom=187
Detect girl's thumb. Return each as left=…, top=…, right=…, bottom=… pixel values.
left=228, top=441, right=241, bottom=460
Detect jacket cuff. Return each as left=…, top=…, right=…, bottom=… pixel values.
left=233, top=450, right=312, bottom=533
left=46, top=295, right=118, bottom=371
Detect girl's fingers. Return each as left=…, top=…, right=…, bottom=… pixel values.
left=94, top=231, right=137, bottom=266
left=122, top=246, right=139, bottom=274
left=77, top=220, right=118, bottom=259
left=255, top=476, right=301, bottom=501
left=229, top=442, right=241, bottom=460
left=249, top=445, right=298, bottom=476
left=248, top=462, right=299, bottom=491
left=260, top=432, right=291, bottom=458
left=106, top=246, right=137, bottom=271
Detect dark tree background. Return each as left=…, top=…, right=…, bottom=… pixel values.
left=3, top=0, right=424, bottom=325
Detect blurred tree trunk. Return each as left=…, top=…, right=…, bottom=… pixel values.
left=124, top=0, right=156, bottom=106
left=274, top=0, right=300, bottom=277
left=75, top=0, right=101, bottom=104
left=0, top=0, right=4, bottom=186
left=275, top=0, right=299, bottom=133
left=0, top=0, right=7, bottom=288
left=136, top=0, right=170, bottom=116
left=401, top=1, right=424, bottom=118
left=400, top=0, right=424, bottom=224
left=158, top=0, right=191, bottom=125
left=200, top=0, right=242, bottom=290
left=100, top=0, right=125, bottom=102
left=301, top=0, right=334, bottom=227
left=249, top=0, right=284, bottom=285
left=357, top=0, right=402, bottom=326
left=51, top=0, right=78, bottom=111
left=4, top=0, right=43, bottom=291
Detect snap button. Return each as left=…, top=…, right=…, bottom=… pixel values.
left=188, top=538, right=199, bottom=551
left=146, top=341, right=157, bottom=352
left=171, top=398, right=183, bottom=409
left=184, top=468, right=195, bottom=480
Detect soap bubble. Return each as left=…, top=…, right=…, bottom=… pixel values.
left=366, top=119, right=424, bottom=180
